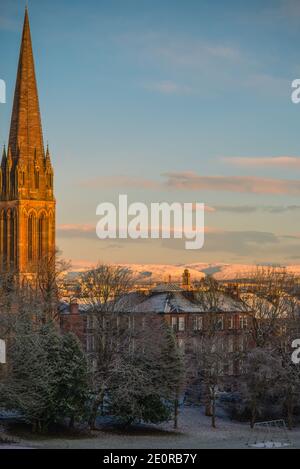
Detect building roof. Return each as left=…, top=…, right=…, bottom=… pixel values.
left=126, top=290, right=248, bottom=314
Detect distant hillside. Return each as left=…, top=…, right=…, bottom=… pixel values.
left=68, top=262, right=300, bottom=282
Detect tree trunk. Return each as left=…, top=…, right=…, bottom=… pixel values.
left=250, top=403, right=256, bottom=429
left=88, top=392, right=104, bottom=429
left=211, top=393, right=216, bottom=429
left=287, top=399, right=294, bottom=430
left=205, top=400, right=212, bottom=416
left=174, top=397, right=179, bottom=429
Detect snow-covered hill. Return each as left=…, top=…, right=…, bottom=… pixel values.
left=69, top=262, right=300, bottom=282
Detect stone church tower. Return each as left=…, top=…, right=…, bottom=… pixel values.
left=0, top=9, right=55, bottom=276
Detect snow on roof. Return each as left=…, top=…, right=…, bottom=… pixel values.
left=152, top=283, right=183, bottom=293
left=124, top=290, right=247, bottom=314
left=133, top=293, right=169, bottom=313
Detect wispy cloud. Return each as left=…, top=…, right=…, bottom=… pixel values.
left=153, top=40, right=242, bottom=68
left=214, top=205, right=258, bottom=214
left=162, top=229, right=280, bottom=255
left=144, top=80, right=192, bottom=95
left=80, top=171, right=300, bottom=195
left=58, top=224, right=95, bottom=239
left=223, top=156, right=300, bottom=168
left=116, top=30, right=288, bottom=97
left=80, top=175, right=160, bottom=190
left=0, top=15, right=18, bottom=32
left=162, top=171, right=300, bottom=195
left=242, top=74, right=289, bottom=96
left=212, top=205, right=300, bottom=214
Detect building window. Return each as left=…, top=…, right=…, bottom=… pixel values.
left=87, top=334, right=95, bottom=352
left=228, top=317, right=234, bottom=329
left=38, top=214, right=46, bottom=259
left=216, top=316, right=224, bottom=331
left=239, top=336, right=245, bottom=351
left=178, top=316, right=185, bottom=332
left=239, top=316, right=248, bottom=329
left=87, top=315, right=95, bottom=330
left=28, top=213, right=34, bottom=261
left=193, top=315, right=203, bottom=331
left=171, top=316, right=177, bottom=331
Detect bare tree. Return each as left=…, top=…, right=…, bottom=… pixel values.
left=77, top=264, right=135, bottom=428
left=241, top=266, right=298, bottom=348
left=34, top=249, right=71, bottom=320
left=242, top=347, right=279, bottom=428
left=77, top=263, right=134, bottom=313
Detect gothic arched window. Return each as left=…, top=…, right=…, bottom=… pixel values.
left=10, top=210, right=15, bottom=265
left=28, top=213, right=35, bottom=262
left=38, top=213, right=46, bottom=259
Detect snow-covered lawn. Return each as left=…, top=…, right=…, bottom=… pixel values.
left=1, top=406, right=300, bottom=449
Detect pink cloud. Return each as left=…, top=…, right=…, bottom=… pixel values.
left=223, top=156, right=300, bottom=168
left=80, top=176, right=160, bottom=190
left=162, top=171, right=300, bottom=194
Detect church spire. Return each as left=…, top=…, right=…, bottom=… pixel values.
left=8, top=8, right=44, bottom=160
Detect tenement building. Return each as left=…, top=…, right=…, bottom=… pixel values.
left=0, top=9, right=55, bottom=277
left=60, top=280, right=253, bottom=397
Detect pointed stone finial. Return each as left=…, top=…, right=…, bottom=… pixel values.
left=1, top=145, right=6, bottom=164
left=45, top=142, right=50, bottom=158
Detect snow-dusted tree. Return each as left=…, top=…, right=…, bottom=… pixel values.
left=274, top=355, right=300, bottom=430
left=272, top=315, right=300, bottom=429
left=156, top=322, right=185, bottom=428
left=241, top=266, right=298, bottom=348
left=2, top=312, right=88, bottom=432
left=54, top=332, right=89, bottom=427
left=242, top=348, right=279, bottom=428
left=77, top=264, right=136, bottom=428
left=194, top=331, right=230, bottom=428
left=2, top=314, right=60, bottom=431
left=107, top=319, right=185, bottom=427
left=193, top=276, right=234, bottom=428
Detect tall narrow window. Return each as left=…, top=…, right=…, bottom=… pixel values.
left=10, top=211, right=15, bottom=265
left=28, top=214, right=34, bottom=261
left=47, top=172, right=52, bottom=188
left=35, top=170, right=39, bottom=189
left=38, top=214, right=46, bottom=259
left=2, top=211, right=7, bottom=267
left=178, top=316, right=185, bottom=332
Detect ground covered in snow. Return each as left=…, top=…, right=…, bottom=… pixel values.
left=1, top=406, right=300, bottom=449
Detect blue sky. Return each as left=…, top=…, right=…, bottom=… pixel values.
left=1, top=0, right=300, bottom=267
